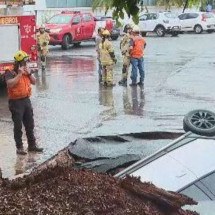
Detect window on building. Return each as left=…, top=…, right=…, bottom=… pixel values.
left=46, top=0, right=92, bottom=8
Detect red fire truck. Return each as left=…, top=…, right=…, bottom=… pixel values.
left=0, top=14, right=38, bottom=86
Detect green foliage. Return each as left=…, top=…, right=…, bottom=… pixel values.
left=92, top=0, right=141, bottom=24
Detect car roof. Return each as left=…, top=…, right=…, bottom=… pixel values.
left=116, top=133, right=215, bottom=191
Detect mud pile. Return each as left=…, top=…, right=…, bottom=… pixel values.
left=0, top=165, right=198, bottom=215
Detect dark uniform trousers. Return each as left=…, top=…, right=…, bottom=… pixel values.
left=9, top=97, right=36, bottom=149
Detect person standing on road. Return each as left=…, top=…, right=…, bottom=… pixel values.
left=118, top=24, right=133, bottom=87
left=5, top=51, right=43, bottom=155
left=37, top=24, right=50, bottom=70
left=129, top=25, right=146, bottom=87
left=95, top=27, right=104, bottom=83
left=99, top=29, right=117, bottom=87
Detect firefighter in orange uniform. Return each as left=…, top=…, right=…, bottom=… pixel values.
left=129, top=25, right=146, bottom=86
left=5, top=51, right=43, bottom=155
left=36, top=24, right=50, bottom=70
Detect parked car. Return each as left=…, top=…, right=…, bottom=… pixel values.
left=178, top=12, right=215, bottom=33
left=116, top=109, right=215, bottom=202
left=94, top=16, right=120, bottom=40
left=45, top=11, right=96, bottom=50
left=137, top=12, right=181, bottom=37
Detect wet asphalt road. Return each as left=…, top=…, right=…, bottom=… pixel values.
left=0, top=33, right=215, bottom=178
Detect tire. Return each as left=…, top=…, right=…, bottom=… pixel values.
left=183, top=109, right=215, bottom=136
left=171, top=32, right=179, bottom=37
left=194, top=25, right=203, bottom=34
left=155, top=26, right=166, bottom=37
left=207, top=30, right=214, bottom=33
left=62, top=34, right=71, bottom=50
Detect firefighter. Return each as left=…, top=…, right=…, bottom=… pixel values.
left=99, top=29, right=117, bottom=87
left=4, top=51, right=43, bottom=155
left=129, top=25, right=146, bottom=86
left=95, top=27, right=104, bottom=83
left=37, top=24, right=50, bottom=70
left=118, top=24, right=133, bottom=86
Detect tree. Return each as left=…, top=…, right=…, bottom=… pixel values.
left=92, top=0, right=141, bottom=24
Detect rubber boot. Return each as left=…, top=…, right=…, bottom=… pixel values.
left=28, top=145, right=43, bottom=153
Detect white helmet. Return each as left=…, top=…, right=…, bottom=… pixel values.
left=132, top=25, right=140, bottom=32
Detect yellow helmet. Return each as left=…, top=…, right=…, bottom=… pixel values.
left=14, top=50, right=29, bottom=62
left=102, top=29, right=110, bottom=36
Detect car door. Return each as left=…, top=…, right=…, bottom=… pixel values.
left=178, top=13, right=189, bottom=31
left=186, top=13, right=199, bottom=30
left=71, top=15, right=82, bottom=41
left=82, top=13, right=95, bottom=39
left=139, top=13, right=157, bottom=32
left=139, top=14, right=148, bottom=32
left=148, top=13, right=158, bottom=31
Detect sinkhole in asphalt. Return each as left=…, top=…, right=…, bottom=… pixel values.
left=68, top=131, right=183, bottom=175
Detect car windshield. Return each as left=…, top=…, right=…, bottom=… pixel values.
left=164, top=12, right=178, bottom=19
left=47, top=15, right=72, bottom=24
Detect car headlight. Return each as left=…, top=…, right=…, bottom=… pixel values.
left=51, top=28, right=62, bottom=33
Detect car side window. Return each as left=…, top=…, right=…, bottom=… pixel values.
left=83, top=14, right=92, bottom=22
left=180, top=184, right=211, bottom=201
left=73, top=16, right=81, bottom=24
left=178, top=13, right=188, bottom=20
left=140, top=15, right=147, bottom=21
left=147, top=13, right=157, bottom=20
left=187, top=13, right=198, bottom=19
left=151, top=13, right=158, bottom=20
left=200, top=172, right=215, bottom=196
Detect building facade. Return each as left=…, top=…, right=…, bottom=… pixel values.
left=46, top=0, right=92, bottom=8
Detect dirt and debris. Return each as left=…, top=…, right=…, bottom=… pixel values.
left=0, top=164, right=198, bottom=215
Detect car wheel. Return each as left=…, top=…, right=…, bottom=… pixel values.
left=171, top=32, right=179, bottom=37
left=110, top=36, right=119, bottom=40
left=155, top=26, right=166, bottom=37
left=183, top=109, right=215, bottom=136
left=207, top=30, right=214, bottom=33
left=62, top=35, right=71, bottom=50
left=194, top=25, right=203, bottom=34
